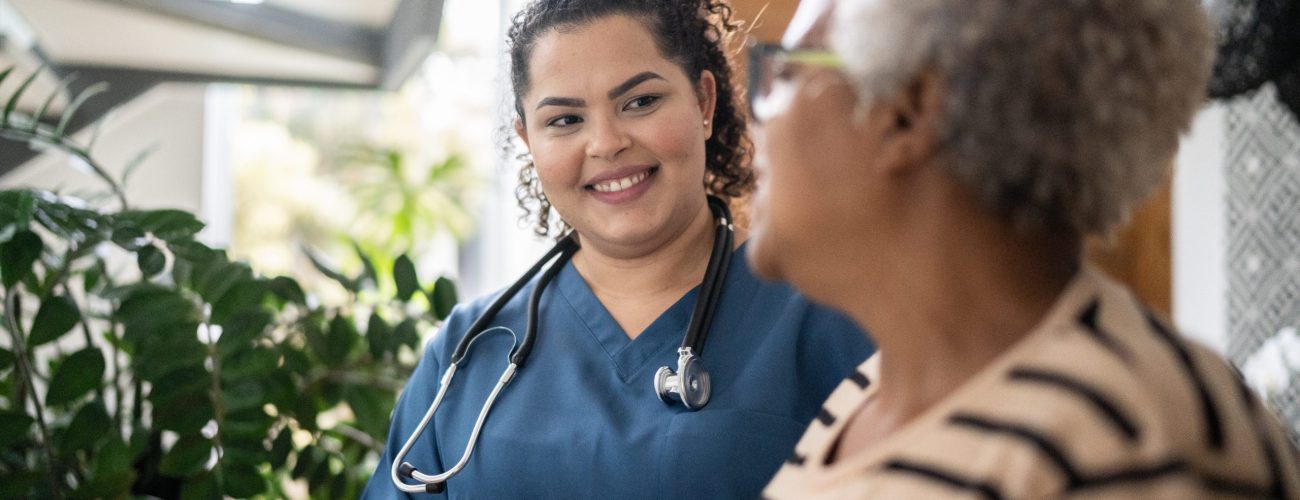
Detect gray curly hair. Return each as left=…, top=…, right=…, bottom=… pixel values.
left=831, top=0, right=1214, bottom=236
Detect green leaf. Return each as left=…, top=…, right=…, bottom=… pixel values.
left=32, top=195, right=108, bottom=243
left=60, top=402, right=111, bottom=453
left=268, top=430, right=292, bottom=469
left=223, top=463, right=266, bottom=497
left=29, top=293, right=80, bottom=347
left=1, top=230, right=42, bottom=288
left=0, top=190, right=37, bottom=240
left=147, top=366, right=208, bottom=403
left=366, top=312, right=391, bottom=359
left=393, top=254, right=419, bottom=302
left=31, top=74, right=74, bottom=132
left=290, top=444, right=320, bottom=479
left=219, top=346, right=278, bottom=380
left=159, top=434, right=212, bottom=478
left=344, top=385, right=391, bottom=439
left=209, top=278, right=267, bottom=326
left=0, top=347, right=12, bottom=372
left=0, top=410, right=35, bottom=448
left=216, top=309, right=271, bottom=356
left=82, top=259, right=104, bottom=294
left=0, top=471, right=42, bottom=498
left=302, top=245, right=360, bottom=293
left=292, top=393, right=319, bottom=433
left=221, top=437, right=270, bottom=468
left=78, top=467, right=135, bottom=499
left=116, top=209, right=205, bottom=242
left=353, top=240, right=378, bottom=290
left=268, top=276, right=306, bottom=305
left=120, top=144, right=158, bottom=189
left=137, top=243, right=166, bottom=277
left=429, top=277, right=458, bottom=321
left=178, top=472, right=220, bottom=500
left=222, top=407, right=273, bottom=440
left=2, top=66, right=42, bottom=127
left=152, top=388, right=214, bottom=434
left=54, top=81, right=109, bottom=137
left=46, top=347, right=104, bottom=407
left=110, top=225, right=146, bottom=251
left=394, top=318, right=420, bottom=351
left=220, top=380, right=267, bottom=415
left=321, top=315, right=358, bottom=367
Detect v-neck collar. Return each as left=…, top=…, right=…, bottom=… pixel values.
left=553, top=259, right=699, bottom=382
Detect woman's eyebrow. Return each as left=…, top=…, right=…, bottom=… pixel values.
left=533, top=72, right=665, bottom=111
left=607, top=71, right=666, bottom=100
left=535, top=96, right=587, bottom=111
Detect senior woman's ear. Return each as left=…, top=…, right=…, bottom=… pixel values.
left=872, top=69, right=944, bottom=176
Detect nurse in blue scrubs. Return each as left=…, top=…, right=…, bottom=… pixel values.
left=363, top=0, right=874, bottom=497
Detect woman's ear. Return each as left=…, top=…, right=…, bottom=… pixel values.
left=873, top=70, right=943, bottom=176
left=697, top=70, right=718, bottom=140
left=514, top=119, right=531, bottom=149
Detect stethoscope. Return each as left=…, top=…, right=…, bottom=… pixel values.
left=391, top=196, right=734, bottom=494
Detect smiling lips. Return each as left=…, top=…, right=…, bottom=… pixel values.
left=591, top=169, right=652, bottom=192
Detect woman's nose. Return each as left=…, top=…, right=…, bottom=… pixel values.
left=585, top=116, right=632, bottom=160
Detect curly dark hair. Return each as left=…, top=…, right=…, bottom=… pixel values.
left=506, top=0, right=754, bottom=238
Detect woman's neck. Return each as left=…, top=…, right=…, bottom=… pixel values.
left=571, top=201, right=719, bottom=338
left=845, top=196, right=1080, bottom=427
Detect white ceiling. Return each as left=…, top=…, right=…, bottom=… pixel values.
left=4, top=0, right=411, bottom=87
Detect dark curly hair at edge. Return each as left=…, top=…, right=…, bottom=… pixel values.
left=507, top=0, right=754, bottom=238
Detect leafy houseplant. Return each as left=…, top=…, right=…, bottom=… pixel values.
left=0, top=68, right=459, bottom=497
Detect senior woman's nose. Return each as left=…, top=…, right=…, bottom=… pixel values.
left=586, top=116, right=633, bottom=160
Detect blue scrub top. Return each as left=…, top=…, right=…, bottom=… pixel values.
left=363, top=244, right=874, bottom=499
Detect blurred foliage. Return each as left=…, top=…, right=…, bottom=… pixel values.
left=0, top=67, right=461, bottom=498
left=229, top=61, right=489, bottom=305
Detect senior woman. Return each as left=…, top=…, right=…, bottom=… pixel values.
left=748, top=0, right=1300, bottom=498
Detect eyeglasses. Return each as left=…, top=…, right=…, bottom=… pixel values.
left=747, top=43, right=844, bottom=123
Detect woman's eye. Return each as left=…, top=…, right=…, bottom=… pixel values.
left=546, top=115, right=583, bottom=128
left=625, top=95, right=661, bottom=111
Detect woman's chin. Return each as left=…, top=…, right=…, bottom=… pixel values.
left=744, top=228, right=784, bottom=283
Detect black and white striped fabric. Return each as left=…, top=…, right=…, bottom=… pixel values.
left=764, top=266, right=1300, bottom=499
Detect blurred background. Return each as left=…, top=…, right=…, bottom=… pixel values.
left=0, top=0, right=1296, bottom=496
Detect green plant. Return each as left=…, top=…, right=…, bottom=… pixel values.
left=0, top=68, right=459, bottom=498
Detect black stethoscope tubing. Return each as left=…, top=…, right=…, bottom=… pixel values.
left=392, top=195, right=732, bottom=494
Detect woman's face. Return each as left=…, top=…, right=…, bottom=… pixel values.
left=517, top=15, right=716, bottom=254
left=747, top=0, right=882, bottom=289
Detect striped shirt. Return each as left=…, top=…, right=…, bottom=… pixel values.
left=764, top=266, right=1300, bottom=499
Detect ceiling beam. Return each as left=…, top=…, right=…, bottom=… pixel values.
left=0, top=64, right=374, bottom=176
left=86, top=0, right=383, bottom=65
left=381, top=0, right=442, bottom=90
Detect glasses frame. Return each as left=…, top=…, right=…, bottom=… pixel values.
left=747, top=42, right=844, bottom=122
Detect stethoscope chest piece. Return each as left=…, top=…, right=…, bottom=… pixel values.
left=655, top=348, right=711, bottom=409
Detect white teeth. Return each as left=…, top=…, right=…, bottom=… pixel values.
left=593, top=171, right=650, bottom=193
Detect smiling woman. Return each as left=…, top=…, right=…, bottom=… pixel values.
left=361, top=0, right=877, bottom=498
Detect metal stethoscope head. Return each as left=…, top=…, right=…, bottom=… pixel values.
left=391, top=196, right=733, bottom=493
left=653, top=196, right=733, bottom=409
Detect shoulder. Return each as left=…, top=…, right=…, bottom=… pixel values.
left=906, top=270, right=1300, bottom=498
left=420, top=280, right=532, bottom=366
